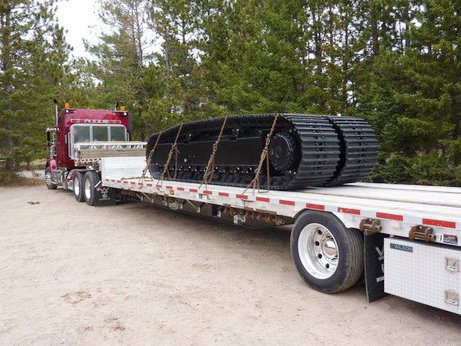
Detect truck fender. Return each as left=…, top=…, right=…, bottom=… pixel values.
left=332, top=212, right=357, bottom=229
left=332, top=211, right=388, bottom=302
left=46, top=159, right=57, bottom=175
left=294, top=209, right=357, bottom=230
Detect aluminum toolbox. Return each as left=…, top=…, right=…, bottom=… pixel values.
left=385, top=237, right=461, bottom=314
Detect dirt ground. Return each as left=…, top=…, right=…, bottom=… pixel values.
left=1, top=186, right=461, bottom=346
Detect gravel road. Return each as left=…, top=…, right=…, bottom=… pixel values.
left=1, top=185, right=461, bottom=345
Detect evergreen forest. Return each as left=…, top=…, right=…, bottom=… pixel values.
left=1, top=0, right=461, bottom=185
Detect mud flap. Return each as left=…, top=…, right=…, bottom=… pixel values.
left=364, top=232, right=388, bottom=303
left=94, top=182, right=116, bottom=206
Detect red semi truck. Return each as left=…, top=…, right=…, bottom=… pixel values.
left=45, top=101, right=145, bottom=203
left=45, top=103, right=461, bottom=315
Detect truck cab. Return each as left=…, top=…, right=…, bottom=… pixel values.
left=45, top=103, right=135, bottom=190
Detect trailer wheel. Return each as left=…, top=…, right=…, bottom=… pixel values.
left=291, top=211, right=363, bottom=293
left=84, top=171, right=99, bottom=206
left=45, top=167, right=57, bottom=190
left=73, top=171, right=85, bottom=202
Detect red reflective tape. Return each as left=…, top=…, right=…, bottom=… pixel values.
left=256, top=196, right=270, bottom=202
left=166, top=185, right=173, bottom=189
left=123, top=181, right=129, bottom=184
left=130, top=182, right=136, bottom=185
left=376, top=212, right=403, bottom=221
left=236, top=194, right=248, bottom=199
left=279, top=199, right=295, bottom=206
left=190, top=188, right=198, bottom=193
left=117, top=180, right=121, bottom=183
left=204, top=190, right=212, bottom=195
left=147, top=183, right=153, bottom=187
left=177, top=187, right=185, bottom=191
left=306, top=203, right=325, bottom=210
left=338, top=207, right=361, bottom=215
left=219, top=192, right=229, bottom=197
left=156, top=185, right=162, bottom=189
left=138, top=182, right=143, bottom=186
left=423, top=218, right=456, bottom=229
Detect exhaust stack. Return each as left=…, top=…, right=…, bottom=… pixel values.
left=53, top=99, right=59, bottom=126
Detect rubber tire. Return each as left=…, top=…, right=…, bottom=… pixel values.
left=83, top=171, right=99, bottom=206
left=45, top=167, right=57, bottom=190
left=74, top=171, right=85, bottom=202
left=290, top=211, right=363, bottom=294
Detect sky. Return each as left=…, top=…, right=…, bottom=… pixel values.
left=56, top=0, right=101, bottom=59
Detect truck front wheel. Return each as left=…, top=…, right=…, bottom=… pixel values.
left=73, top=172, right=85, bottom=202
left=290, top=211, right=363, bottom=293
left=45, top=167, right=57, bottom=190
left=84, top=171, right=99, bottom=206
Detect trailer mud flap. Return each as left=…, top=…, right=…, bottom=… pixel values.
left=364, top=232, right=388, bottom=303
left=94, top=185, right=116, bottom=206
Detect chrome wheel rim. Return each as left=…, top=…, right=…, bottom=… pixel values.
left=84, top=178, right=91, bottom=200
left=74, top=175, right=79, bottom=196
left=298, top=223, right=339, bottom=279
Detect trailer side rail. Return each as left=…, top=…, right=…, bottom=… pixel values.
left=101, top=157, right=461, bottom=248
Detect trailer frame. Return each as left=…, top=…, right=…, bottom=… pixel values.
left=62, top=156, right=461, bottom=315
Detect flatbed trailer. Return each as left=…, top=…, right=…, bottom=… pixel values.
left=44, top=105, right=461, bottom=315
left=63, top=155, right=461, bottom=315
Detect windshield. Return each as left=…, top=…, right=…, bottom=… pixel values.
left=110, top=126, right=126, bottom=141
left=72, top=125, right=127, bottom=143
left=73, top=126, right=90, bottom=143
left=93, top=126, right=109, bottom=141
left=70, top=124, right=128, bottom=159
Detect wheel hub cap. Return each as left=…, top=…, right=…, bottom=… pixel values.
left=74, top=176, right=79, bottom=195
left=85, top=179, right=91, bottom=199
left=298, top=223, right=339, bottom=279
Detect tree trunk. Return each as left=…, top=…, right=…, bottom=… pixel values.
left=1, top=5, right=14, bottom=171
left=453, top=97, right=460, bottom=139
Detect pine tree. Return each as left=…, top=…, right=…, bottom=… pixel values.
left=394, top=0, right=461, bottom=184
left=145, top=0, right=203, bottom=128
left=0, top=0, right=71, bottom=178
left=200, top=0, right=310, bottom=114
left=85, top=0, right=152, bottom=139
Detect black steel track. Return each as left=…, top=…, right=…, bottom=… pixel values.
left=145, top=114, right=378, bottom=190
left=325, top=116, right=379, bottom=186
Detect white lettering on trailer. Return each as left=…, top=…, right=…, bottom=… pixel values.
left=375, top=246, right=385, bottom=283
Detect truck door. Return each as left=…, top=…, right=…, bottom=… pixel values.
left=46, top=128, right=57, bottom=160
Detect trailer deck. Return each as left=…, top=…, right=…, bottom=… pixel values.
left=101, top=157, right=461, bottom=246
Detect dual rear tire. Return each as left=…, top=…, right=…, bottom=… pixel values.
left=73, top=171, right=99, bottom=206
